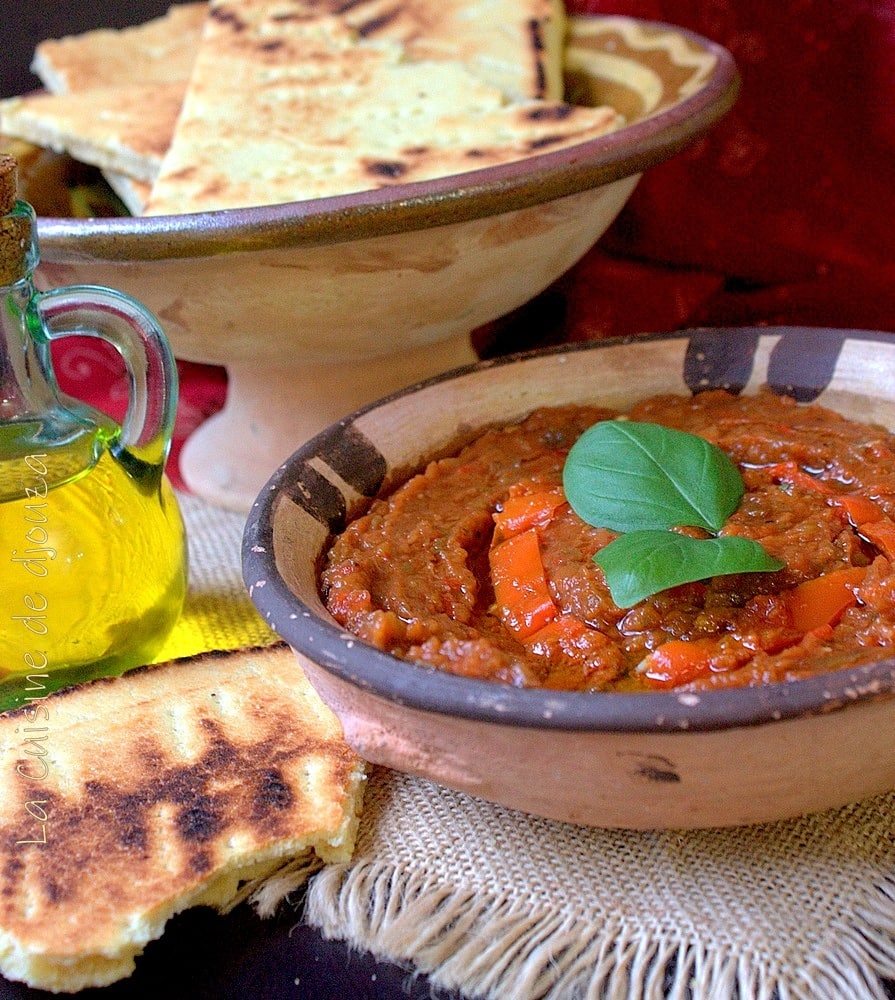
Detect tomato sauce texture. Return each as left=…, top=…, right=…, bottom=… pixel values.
left=321, top=390, right=895, bottom=692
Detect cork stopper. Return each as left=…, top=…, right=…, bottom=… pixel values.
left=0, top=154, right=16, bottom=215
left=0, top=153, right=34, bottom=285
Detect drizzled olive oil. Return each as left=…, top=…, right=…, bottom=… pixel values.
left=1, top=424, right=187, bottom=711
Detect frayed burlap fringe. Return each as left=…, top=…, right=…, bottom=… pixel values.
left=247, top=854, right=324, bottom=918
left=215, top=853, right=323, bottom=917
left=302, top=861, right=895, bottom=1000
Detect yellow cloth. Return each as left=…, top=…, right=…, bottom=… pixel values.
left=151, top=492, right=278, bottom=661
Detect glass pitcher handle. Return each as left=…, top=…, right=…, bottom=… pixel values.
left=34, top=285, right=178, bottom=470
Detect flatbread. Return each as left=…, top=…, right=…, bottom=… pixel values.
left=0, top=84, right=184, bottom=183
left=0, top=643, right=366, bottom=994
left=32, top=0, right=564, bottom=102
left=145, top=0, right=621, bottom=215
left=30, top=2, right=207, bottom=93
left=325, top=0, right=568, bottom=101
left=103, top=170, right=154, bottom=215
left=26, top=3, right=204, bottom=209
left=15, top=0, right=621, bottom=216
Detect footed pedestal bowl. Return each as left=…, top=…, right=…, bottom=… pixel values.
left=34, top=16, right=738, bottom=511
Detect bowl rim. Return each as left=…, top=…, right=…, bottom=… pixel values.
left=243, top=327, right=895, bottom=735
left=36, top=15, right=740, bottom=262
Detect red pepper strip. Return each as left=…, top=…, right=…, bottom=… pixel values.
left=783, top=566, right=868, bottom=633
left=639, top=637, right=719, bottom=689
left=489, top=528, right=557, bottom=639
left=857, top=519, right=895, bottom=560
left=525, top=614, right=594, bottom=650
left=493, top=487, right=567, bottom=539
left=829, top=494, right=886, bottom=526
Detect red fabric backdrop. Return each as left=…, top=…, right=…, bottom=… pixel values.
left=49, top=0, right=895, bottom=490
left=480, top=0, right=895, bottom=353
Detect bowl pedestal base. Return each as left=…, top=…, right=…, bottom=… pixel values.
left=179, top=329, right=478, bottom=511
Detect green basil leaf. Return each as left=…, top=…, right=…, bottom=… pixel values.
left=563, top=421, right=745, bottom=533
left=594, top=530, right=785, bottom=608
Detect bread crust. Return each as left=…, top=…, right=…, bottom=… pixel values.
left=145, top=0, right=620, bottom=214
left=0, top=644, right=366, bottom=993
left=30, top=2, right=207, bottom=93
left=6, top=0, right=621, bottom=216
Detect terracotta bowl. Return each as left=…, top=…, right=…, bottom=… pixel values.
left=243, top=327, right=895, bottom=830
left=31, top=16, right=738, bottom=511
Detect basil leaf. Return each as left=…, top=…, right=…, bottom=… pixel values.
left=594, top=530, right=785, bottom=608
left=563, top=421, right=744, bottom=533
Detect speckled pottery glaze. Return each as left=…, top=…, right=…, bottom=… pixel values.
left=243, top=328, right=895, bottom=830
left=32, top=16, right=738, bottom=511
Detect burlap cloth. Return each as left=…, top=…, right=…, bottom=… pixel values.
left=173, top=492, right=895, bottom=1000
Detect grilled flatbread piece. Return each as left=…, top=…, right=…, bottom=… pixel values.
left=26, top=3, right=204, bottom=210
left=145, top=0, right=621, bottom=215
left=15, top=0, right=619, bottom=216
left=318, top=0, right=568, bottom=101
left=0, top=83, right=184, bottom=183
left=30, top=2, right=207, bottom=93
left=103, top=170, right=154, bottom=215
left=32, top=0, right=564, bottom=102
left=0, top=644, right=366, bottom=994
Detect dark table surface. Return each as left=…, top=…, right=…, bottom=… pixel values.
left=0, top=889, right=465, bottom=999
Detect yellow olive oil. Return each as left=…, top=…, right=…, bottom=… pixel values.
left=1, top=425, right=187, bottom=711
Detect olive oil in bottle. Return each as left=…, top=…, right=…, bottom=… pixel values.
left=0, top=153, right=187, bottom=711
left=1, top=425, right=187, bottom=708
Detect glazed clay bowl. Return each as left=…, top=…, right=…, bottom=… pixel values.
left=243, top=328, right=895, bottom=830
left=31, top=16, right=738, bottom=511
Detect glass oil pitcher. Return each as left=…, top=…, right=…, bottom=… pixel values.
left=0, top=153, right=187, bottom=712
